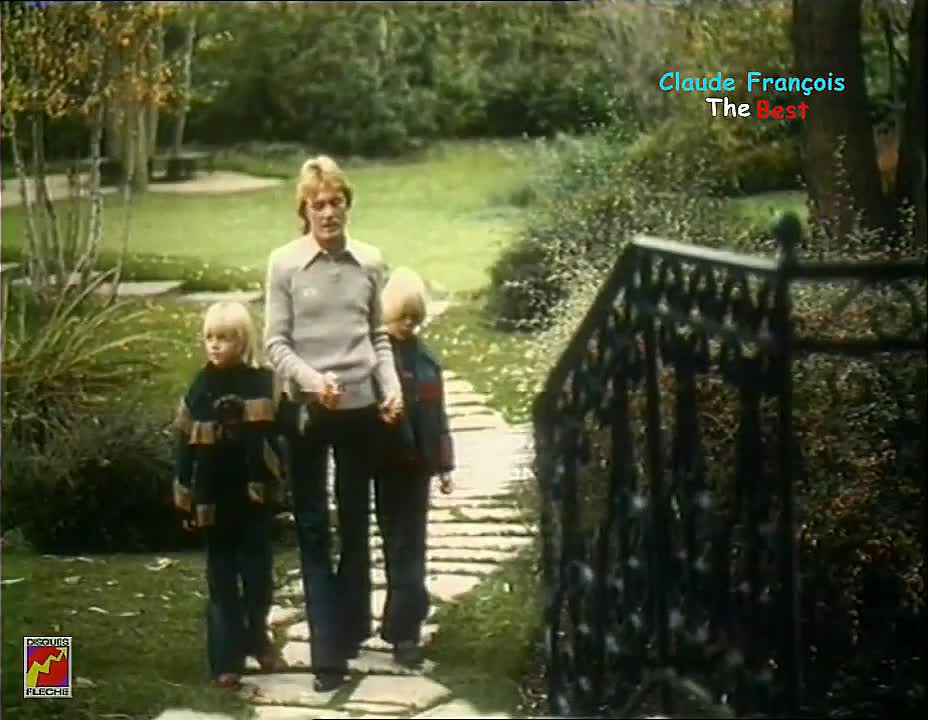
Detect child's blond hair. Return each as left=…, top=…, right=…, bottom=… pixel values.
left=202, top=301, right=260, bottom=367
left=382, top=266, right=428, bottom=326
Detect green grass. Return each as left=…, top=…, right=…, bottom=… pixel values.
left=421, top=295, right=547, bottom=425
left=1, top=140, right=537, bottom=295
left=1, top=546, right=285, bottom=719
left=724, top=189, right=809, bottom=231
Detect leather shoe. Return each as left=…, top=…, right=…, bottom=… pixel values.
left=313, top=670, right=348, bottom=692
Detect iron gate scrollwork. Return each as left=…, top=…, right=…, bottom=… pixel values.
left=532, top=213, right=926, bottom=718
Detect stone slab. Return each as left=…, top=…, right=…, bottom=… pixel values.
left=269, top=605, right=303, bottom=626
left=285, top=624, right=438, bottom=649
left=426, top=522, right=533, bottom=538
left=427, top=573, right=483, bottom=603
left=374, top=534, right=532, bottom=553
left=443, top=379, right=476, bottom=395
left=442, top=391, right=489, bottom=406
left=152, top=712, right=235, bottom=720
left=448, top=414, right=508, bottom=432
left=412, top=699, right=512, bottom=718
left=253, top=707, right=350, bottom=720
left=348, top=674, right=452, bottom=711
left=423, top=547, right=516, bottom=564
left=451, top=507, right=525, bottom=523
left=178, top=290, right=262, bottom=304
left=109, top=280, right=183, bottom=297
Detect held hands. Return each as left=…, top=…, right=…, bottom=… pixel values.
left=379, top=393, right=404, bottom=425
left=438, top=472, right=454, bottom=495
left=318, top=372, right=343, bottom=410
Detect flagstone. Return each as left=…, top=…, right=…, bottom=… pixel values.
left=412, top=699, right=512, bottom=718
left=425, top=522, right=533, bottom=538
left=427, top=574, right=482, bottom=603
left=443, top=379, right=476, bottom=395
left=269, top=605, right=303, bottom=626
left=449, top=414, right=508, bottom=432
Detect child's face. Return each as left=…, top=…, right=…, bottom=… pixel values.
left=204, top=330, right=242, bottom=368
left=387, top=314, right=419, bottom=341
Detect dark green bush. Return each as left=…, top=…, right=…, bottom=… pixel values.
left=720, top=139, right=804, bottom=195
left=0, top=407, right=197, bottom=553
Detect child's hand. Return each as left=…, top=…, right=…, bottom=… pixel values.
left=182, top=518, right=197, bottom=533
left=438, top=473, right=454, bottom=495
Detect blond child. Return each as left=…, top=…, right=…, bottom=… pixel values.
left=374, top=267, right=454, bottom=667
left=172, top=301, right=282, bottom=688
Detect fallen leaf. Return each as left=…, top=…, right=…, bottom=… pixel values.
left=76, top=676, right=97, bottom=688
left=0, top=577, right=25, bottom=586
left=106, top=580, right=119, bottom=586
left=115, top=611, right=140, bottom=618
left=87, top=606, right=110, bottom=614
left=133, top=592, right=145, bottom=599
left=63, top=575, right=82, bottom=585
left=145, top=557, right=176, bottom=571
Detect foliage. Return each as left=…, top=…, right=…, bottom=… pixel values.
left=1, top=275, right=159, bottom=444
left=485, top=130, right=768, bottom=330
left=486, top=118, right=924, bottom=715
left=0, top=404, right=196, bottom=554
left=1, top=0, right=182, bottom=292
left=179, top=3, right=612, bottom=155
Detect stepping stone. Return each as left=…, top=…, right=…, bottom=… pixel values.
left=449, top=414, right=508, bottom=432
left=278, top=579, right=304, bottom=599
left=429, top=496, right=519, bottom=510
left=178, top=289, right=262, bottom=304
left=444, top=379, right=476, bottom=395
left=253, top=708, right=352, bottom=719
left=284, top=624, right=439, bottom=649
left=371, top=562, right=490, bottom=588
left=413, top=699, right=511, bottom=718
left=243, top=673, right=451, bottom=713
left=269, top=605, right=303, bottom=626
left=152, top=711, right=235, bottom=720
left=452, top=507, right=525, bottom=523
left=425, top=547, right=515, bottom=564
left=427, top=574, right=482, bottom=603
left=417, top=535, right=533, bottom=553
left=443, top=391, right=489, bottom=406
left=426, top=522, right=533, bottom=538
left=446, top=405, right=499, bottom=419
left=351, top=649, right=436, bottom=675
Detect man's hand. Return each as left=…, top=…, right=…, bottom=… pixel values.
left=379, top=393, right=404, bottom=424
left=318, top=372, right=343, bottom=410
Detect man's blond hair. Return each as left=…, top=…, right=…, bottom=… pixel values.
left=202, top=301, right=260, bottom=368
left=296, top=155, right=353, bottom=232
left=382, top=266, right=428, bottom=326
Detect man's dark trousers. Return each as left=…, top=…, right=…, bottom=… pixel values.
left=289, top=405, right=379, bottom=671
left=205, top=512, right=274, bottom=679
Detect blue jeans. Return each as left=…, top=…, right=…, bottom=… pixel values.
left=289, top=405, right=378, bottom=671
left=204, top=512, right=273, bottom=679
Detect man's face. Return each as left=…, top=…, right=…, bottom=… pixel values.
left=307, top=186, right=348, bottom=246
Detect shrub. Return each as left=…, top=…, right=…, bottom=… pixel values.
left=1, top=276, right=158, bottom=445
left=0, top=406, right=198, bottom=553
left=485, top=130, right=768, bottom=330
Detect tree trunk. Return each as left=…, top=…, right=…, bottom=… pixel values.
left=792, top=0, right=889, bottom=238
left=147, top=20, right=165, bottom=160
left=172, top=13, right=198, bottom=155
left=895, top=0, right=926, bottom=247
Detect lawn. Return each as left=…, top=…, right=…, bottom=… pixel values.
left=0, top=141, right=538, bottom=295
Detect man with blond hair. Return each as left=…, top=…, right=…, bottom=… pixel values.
left=264, top=155, right=402, bottom=690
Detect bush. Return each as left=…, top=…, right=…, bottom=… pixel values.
left=0, top=406, right=198, bottom=554
left=1, top=278, right=158, bottom=445
left=485, top=130, right=768, bottom=330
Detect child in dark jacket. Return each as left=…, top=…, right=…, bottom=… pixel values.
left=374, top=267, right=454, bottom=667
left=173, top=301, right=283, bottom=688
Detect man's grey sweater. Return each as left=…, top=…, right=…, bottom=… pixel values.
left=263, top=234, right=400, bottom=410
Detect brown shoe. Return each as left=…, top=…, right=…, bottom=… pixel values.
left=212, top=673, right=241, bottom=689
